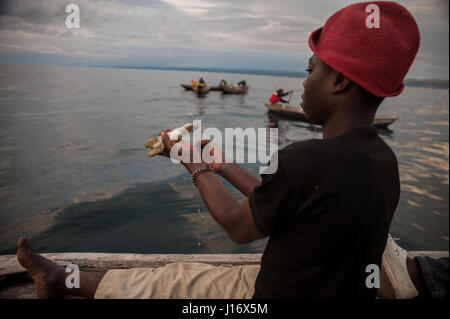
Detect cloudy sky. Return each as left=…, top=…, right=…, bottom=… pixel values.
left=0, top=0, right=448, bottom=79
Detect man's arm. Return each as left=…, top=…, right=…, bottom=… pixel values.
left=184, top=161, right=266, bottom=244
left=199, top=140, right=261, bottom=197
left=162, top=134, right=266, bottom=244
left=218, top=163, right=261, bottom=197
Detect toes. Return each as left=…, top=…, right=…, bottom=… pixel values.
left=16, top=237, right=36, bottom=270
left=17, top=237, right=31, bottom=250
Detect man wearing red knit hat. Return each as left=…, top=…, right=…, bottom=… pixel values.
left=249, top=1, right=421, bottom=299
left=17, top=2, right=438, bottom=300
left=245, top=1, right=421, bottom=298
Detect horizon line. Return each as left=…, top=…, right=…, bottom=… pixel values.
left=1, top=61, right=449, bottom=85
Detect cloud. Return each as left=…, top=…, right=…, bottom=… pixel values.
left=0, top=0, right=448, bottom=78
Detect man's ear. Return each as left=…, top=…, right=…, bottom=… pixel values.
left=331, top=71, right=352, bottom=94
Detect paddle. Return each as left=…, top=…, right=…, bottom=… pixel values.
left=287, top=90, right=293, bottom=106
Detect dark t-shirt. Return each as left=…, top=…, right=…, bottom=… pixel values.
left=249, top=126, right=400, bottom=298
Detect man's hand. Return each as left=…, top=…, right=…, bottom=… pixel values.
left=159, top=133, right=233, bottom=175
left=198, top=139, right=233, bottom=174
left=158, top=129, right=174, bottom=158
left=159, top=129, right=200, bottom=164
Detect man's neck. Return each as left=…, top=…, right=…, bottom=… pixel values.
left=322, top=109, right=375, bottom=139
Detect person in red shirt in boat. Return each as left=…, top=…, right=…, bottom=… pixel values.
left=268, top=86, right=293, bottom=105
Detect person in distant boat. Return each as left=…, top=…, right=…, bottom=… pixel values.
left=219, top=79, right=227, bottom=87
left=196, top=78, right=207, bottom=92
left=191, top=79, right=198, bottom=87
left=238, top=80, right=247, bottom=87
left=268, top=86, right=293, bottom=105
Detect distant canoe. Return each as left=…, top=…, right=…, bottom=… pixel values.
left=372, top=116, right=399, bottom=129
left=222, top=85, right=249, bottom=95
left=265, top=103, right=398, bottom=129
left=182, top=83, right=226, bottom=92
left=265, top=103, right=306, bottom=121
left=181, top=84, right=194, bottom=90
left=209, top=85, right=224, bottom=91
left=193, top=85, right=210, bottom=97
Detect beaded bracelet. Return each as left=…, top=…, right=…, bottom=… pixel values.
left=191, top=165, right=216, bottom=185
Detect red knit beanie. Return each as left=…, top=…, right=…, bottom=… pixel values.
left=308, top=1, right=420, bottom=97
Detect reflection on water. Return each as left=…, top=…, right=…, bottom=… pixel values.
left=0, top=64, right=448, bottom=253
left=0, top=177, right=267, bottom=254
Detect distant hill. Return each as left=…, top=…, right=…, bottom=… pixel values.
left=116, top=66, right=307, bottom=78
left=116, top=66, right=449, bottom=89
left=404, top=79, right=449, bottom=89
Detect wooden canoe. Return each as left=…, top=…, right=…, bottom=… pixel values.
left=209, top=85, right=224, bottom=91
left=265, top=103, right=398, bottom=129
left=265, top=103, right=307, bottom=121
left=222, top=85, right=249, bottom=95
left=180, top=84, right=194, bottom=90
left=0, top=251, right=447, bottom=298
left=182, top=84, right=224, bottom=92
left=372, top=116, right=399, bottom=129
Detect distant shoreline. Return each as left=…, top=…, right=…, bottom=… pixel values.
left=403, top=79, right=449, bottom=89
left=115, top=65, right=308, bottom=78
left=117, top=66, right=449, bottom=89
left=1, top=62, right=448, bottom=89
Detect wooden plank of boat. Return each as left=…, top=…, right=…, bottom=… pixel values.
left=222, top=85, right=249, bottom=95
left=373, top=116, right=398, bottom=129
left=265, top=102, right=306, bottom=121
left=180, top=84, right=193, bottom=90
left=265, top=103, right=398, bottom=129
left=209, top=85, right=224, bottom=91
left=0, top=251, right=447, bottom=298
left=0, top=253, right=262, bottom=277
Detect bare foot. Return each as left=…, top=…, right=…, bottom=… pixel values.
left=16, top=237, right=66, bottom=298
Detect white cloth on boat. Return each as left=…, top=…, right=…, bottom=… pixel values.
left=94, top=262, right=260, bottom=299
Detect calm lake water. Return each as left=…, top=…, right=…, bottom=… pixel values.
left=0, top=63, right=448, bottom=254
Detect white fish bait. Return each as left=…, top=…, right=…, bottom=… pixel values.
left=145, top=123, right=195, bottom=157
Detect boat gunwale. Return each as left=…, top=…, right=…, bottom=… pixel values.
left=222, top=85, right=249, bottom=94
left=0, top=253, right=263, bottom=276
left=265, top=102, right=398, bottom=127
left=1, top=251, right=447, bottom=276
